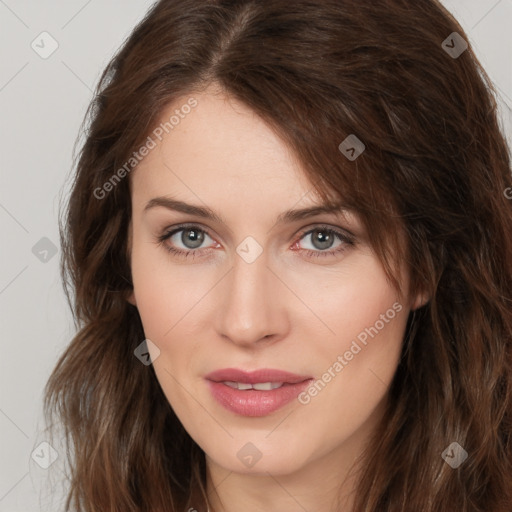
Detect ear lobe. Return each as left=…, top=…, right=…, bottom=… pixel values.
left=126, top=290, right=137, bottom=306
left=411, top=291, right=429, bottom=311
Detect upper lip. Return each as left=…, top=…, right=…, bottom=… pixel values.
left=205, top=368, right=313, bottom=384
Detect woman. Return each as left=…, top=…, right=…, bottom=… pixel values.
left=43, top=0, right=512, bottom=510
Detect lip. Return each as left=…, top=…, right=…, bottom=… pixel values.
left=205, top=368, right=313, bottom=417
left=205, top=368, right=312, bottom=384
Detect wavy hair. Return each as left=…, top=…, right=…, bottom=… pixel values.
left=43, top=0, right=512, bottom=510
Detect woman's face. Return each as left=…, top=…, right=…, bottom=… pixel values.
left=127, top=86, right=423, bottom=479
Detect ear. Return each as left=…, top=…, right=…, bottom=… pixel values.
left=126, top=289, right=137, bottom=307
left=411, top=291, right=429, bottom=311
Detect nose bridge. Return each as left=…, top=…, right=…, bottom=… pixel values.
left=216, top=242, right=283, bottom=345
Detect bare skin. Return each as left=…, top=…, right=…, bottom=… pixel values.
left=127, top=83, right=426, bottom=512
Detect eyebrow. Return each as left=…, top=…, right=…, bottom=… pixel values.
left=143, top=196, right=351, bottom=225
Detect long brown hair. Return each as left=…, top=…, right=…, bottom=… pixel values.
left=43, top=0, right=512, bottom=510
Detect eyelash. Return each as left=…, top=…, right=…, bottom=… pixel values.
left=156, top=223, right=355, bottom=261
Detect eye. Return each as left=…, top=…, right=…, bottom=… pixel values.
left=157, top=224, right=217, bottom=259
left=156, top=223, right=355, bottom=260
left=294, top=226, right=354, bottom=259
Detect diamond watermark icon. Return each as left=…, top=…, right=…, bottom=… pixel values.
left=31, top=31, right=59, bottom=59
left=236, top=236, right=263, bottom=264
left=441, top=441, right=468, bottom=468
left=338, top=134, right=365, bottom=161
left=31, top=441, right=59, bottom=469
left=134, top=339, right=161, bottom=365
left=441, top=32, right=468, bottom=59
left=237, top=442, right=263, bottom=468
left=32, top=237, right=58, bottom=263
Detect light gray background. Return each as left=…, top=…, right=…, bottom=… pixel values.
left=1, top=1, right=511, bottom=510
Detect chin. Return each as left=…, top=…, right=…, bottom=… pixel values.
left=204, top=438, right=312, bottom=476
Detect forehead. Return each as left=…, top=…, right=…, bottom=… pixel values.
left=130, top=89, right=324, bottom=214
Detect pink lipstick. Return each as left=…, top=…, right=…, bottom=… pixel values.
left=205, top=368, right=313, bottom=417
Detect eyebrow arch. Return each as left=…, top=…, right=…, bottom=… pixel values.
left=143, top=196, right=351, bottom=225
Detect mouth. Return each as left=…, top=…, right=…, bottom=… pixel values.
left=205, top=368, right=314, bottom=417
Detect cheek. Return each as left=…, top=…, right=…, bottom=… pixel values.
left=290, top=252, right=405, bottom=360
left=293, top=255, right=407, bottom=422
left=129, top=243, right=204, bottom=411
left=129, top=232, right=213, bottom=341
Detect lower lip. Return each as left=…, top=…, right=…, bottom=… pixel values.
left=206, top=379, right=313, bottom=417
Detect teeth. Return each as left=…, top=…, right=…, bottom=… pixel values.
left=222, top=381, right=284, bottom=390
left=254, top=382, right=282, bottom=391
left=223, top=381, right=239, bottom=389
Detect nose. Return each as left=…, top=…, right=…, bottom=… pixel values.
left=215, top=245, right=288, bottom=348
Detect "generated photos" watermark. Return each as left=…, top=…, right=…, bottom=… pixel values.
left=298, top=301, right=403, bottom=405
left=93, top=97, right=197, bottom=200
